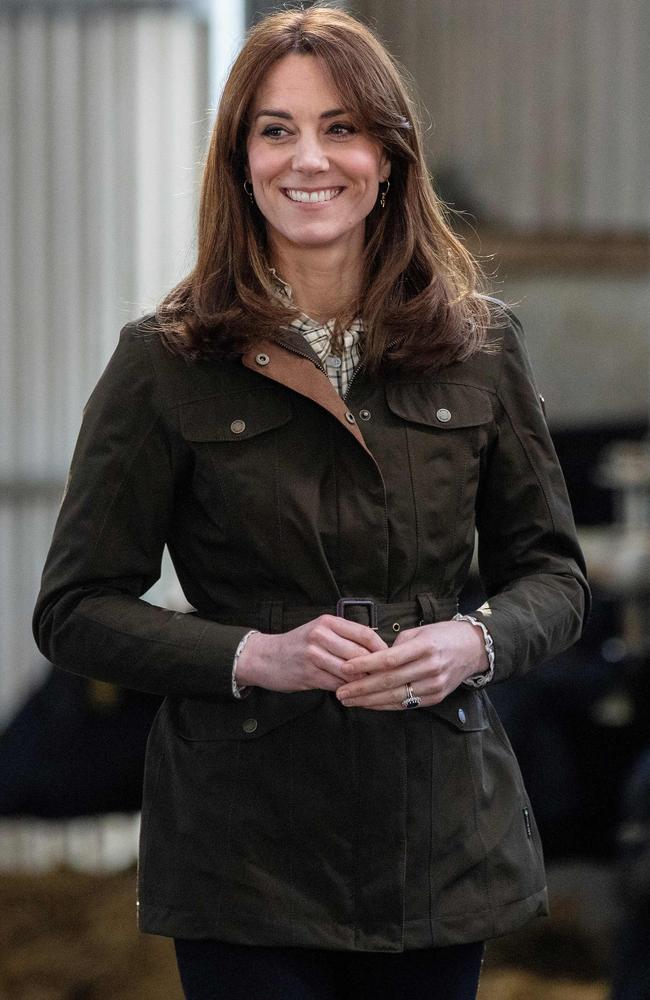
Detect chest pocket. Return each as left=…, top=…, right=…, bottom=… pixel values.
left=384, top=382, right=494, bottom=569
left=179, top=387, right=293, bottom=442
left=385, top=381, right=492, bottom=432
left=178, top=387, right=294, bottom=532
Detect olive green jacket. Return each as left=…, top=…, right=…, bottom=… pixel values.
left=33, top=310, right=589, bottom=950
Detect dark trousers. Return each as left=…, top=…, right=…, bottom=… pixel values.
left=174, top=938, right=485, bottom=1000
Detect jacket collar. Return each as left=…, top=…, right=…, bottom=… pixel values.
left=241, top=339, right=371, bottom=457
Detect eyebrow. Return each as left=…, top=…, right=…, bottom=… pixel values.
left=254, top=108, right=348, bottom=121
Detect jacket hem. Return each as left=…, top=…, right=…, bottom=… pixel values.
left=138, top=887, right=548, bottom=950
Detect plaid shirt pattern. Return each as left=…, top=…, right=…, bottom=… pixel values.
left=269, top=268, right=362, bottom=398
left=290, top=313, right=362, bottom=399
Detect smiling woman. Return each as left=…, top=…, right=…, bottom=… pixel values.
left=153, top=2, right=492, bottom=370
left=245, top=53, right=390, bottom=291
left=33, top=5, right=589, bottom=1000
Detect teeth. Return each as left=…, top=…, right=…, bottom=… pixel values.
left=285, top=188, right=342, bottom=203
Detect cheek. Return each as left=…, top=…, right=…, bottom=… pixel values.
left=246, top=142, right=277, bottom=184
left=347, top=148, right=384, bottom=186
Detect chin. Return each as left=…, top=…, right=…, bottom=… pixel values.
left=277, top=224, right=360, bottom=251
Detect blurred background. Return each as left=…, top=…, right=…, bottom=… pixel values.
left=1, top=0, right=648, bottom=997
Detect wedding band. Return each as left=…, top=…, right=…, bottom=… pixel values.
left=401, top=682, right=421, bottom=710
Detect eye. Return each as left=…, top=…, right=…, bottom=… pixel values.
left=328, top=122, right=358, bottom=137
left=261, top=125, right=291, bottom=139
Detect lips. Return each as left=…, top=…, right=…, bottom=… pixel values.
left=283, top=187, right=344, bottom=203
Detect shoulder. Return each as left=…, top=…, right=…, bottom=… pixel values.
left=430, top=299, right=523, bottom=391
left=116, top=313, right=168, bottom=362
left=111, top=313, right=253, bottom=406
left=473, top=296, right=535, bottom=391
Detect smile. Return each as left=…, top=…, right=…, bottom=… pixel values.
left=283, top=188, right=343, bottom=203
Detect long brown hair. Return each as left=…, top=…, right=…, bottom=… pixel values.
left=156, top=4, right=494, bottom=372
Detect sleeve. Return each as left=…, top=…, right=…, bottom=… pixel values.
left=32, top=324, right=250, bottom=700
left=472, top=312, right=590, bottom=682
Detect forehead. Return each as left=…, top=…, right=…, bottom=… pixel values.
left=250, top=53, right=343, bottom=113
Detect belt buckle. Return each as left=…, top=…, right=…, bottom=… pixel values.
left=336, top=598, right=378, bottom=630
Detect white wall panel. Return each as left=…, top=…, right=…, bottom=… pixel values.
left=0, top=24, right=14, bottom=472
left=0, top=4, right=208, bottom=733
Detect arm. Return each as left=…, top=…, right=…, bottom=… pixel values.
left=33, top=324, right=250, bottom=700
left=471, top=312, right=590, bottom=682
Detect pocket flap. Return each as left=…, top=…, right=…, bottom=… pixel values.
left=422, top=688, right=487, bottom=731
left=174, top=689, right=326, bottom=741
left=179, top=389, right=293, bottom=442
left=386, top=382, right=492, bottom=429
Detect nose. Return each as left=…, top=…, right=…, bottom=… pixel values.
left=291, top=133, right=329, bottom=173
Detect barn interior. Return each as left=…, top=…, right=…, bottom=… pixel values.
left=0, top=1, right=648, bottom=998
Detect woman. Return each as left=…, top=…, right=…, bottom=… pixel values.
left=33, top=6, right=589, bottom=999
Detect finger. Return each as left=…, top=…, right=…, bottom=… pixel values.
left=322, top=632, right=385, bottom=662
left=337, top=665, right=447, bottom=703
left=303, top=666, right=345, bottom=692
left=356, top=697, right=441, bottom=711
left=314, top=671, right=345, bottom=691
left=337, top=666, right=413, bottom=700
left=318, top=615, right=388, bottom=652
left=300, top=618, right=384, bottom=678
left=339, top=691, right=446, bottom=710
left=341, top=637, right=426, bottom=677
left=338, top=680, right=430, bottom=708
left=305, top=647, right=350, bottom=681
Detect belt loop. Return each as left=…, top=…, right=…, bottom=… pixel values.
left=415, top=594, right=459, bottom=624
left=415, top=593, right=436, bottom=625
left=258, top=601, right=284, bottom=633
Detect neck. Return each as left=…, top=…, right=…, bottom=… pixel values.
left=269, top=239, right=364, bottom=322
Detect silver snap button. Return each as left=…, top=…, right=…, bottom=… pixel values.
left=344, top=411, right=356, bottom=424
left=328, top=356, right=342, bottom=369
left=255, top=353, right=270, bottom=366
left=230, top=419, right=246, bottom=435
left=457, top=708, right=466, bottom=724
left=359, top=409, right=371, bottom=421
left=436, top=408, right=452, bottom=423
left=392, top=622, right=401, bottom=633
left=242, top=718, right=258, bottom=734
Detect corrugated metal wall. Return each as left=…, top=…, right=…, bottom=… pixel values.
left=357, top=0, right=650, bottom=231
left=0, top=5, right=208, bottom=727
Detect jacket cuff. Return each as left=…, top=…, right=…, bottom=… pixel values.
left=453, top=613, right=495, bottom=687
left=191, top=620, right=255, bottom=699
left=465, top=601, right=517, bottom=685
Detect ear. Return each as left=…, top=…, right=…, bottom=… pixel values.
left=379, top=154, right=391, bottom=183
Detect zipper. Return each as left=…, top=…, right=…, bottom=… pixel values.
left=276, top=337, right=327, bottom=375
left=275, top=332, right=407, bottom=405
left=276, top=334, right=366, bottom=404
left=343, top=361, right=365, bottom=403
left=343, top=335, right=405, bottom=404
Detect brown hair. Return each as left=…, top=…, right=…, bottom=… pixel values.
left=156, top=3, right=494, bottom=372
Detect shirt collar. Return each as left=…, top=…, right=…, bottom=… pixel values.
left=267, top=267, right=363, bottom=341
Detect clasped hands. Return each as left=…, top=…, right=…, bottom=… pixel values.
left=235, top=615, right=488, bottom=710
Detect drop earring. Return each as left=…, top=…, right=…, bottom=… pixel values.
left=380, top=179, right=390, bottom=209
left=244, top=180, right=254, bottom=202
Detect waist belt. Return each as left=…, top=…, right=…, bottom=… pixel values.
left=211, top=594, right=459, bottom=641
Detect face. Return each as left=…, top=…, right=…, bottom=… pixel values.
left=245, top=54, right=390, bottom=257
